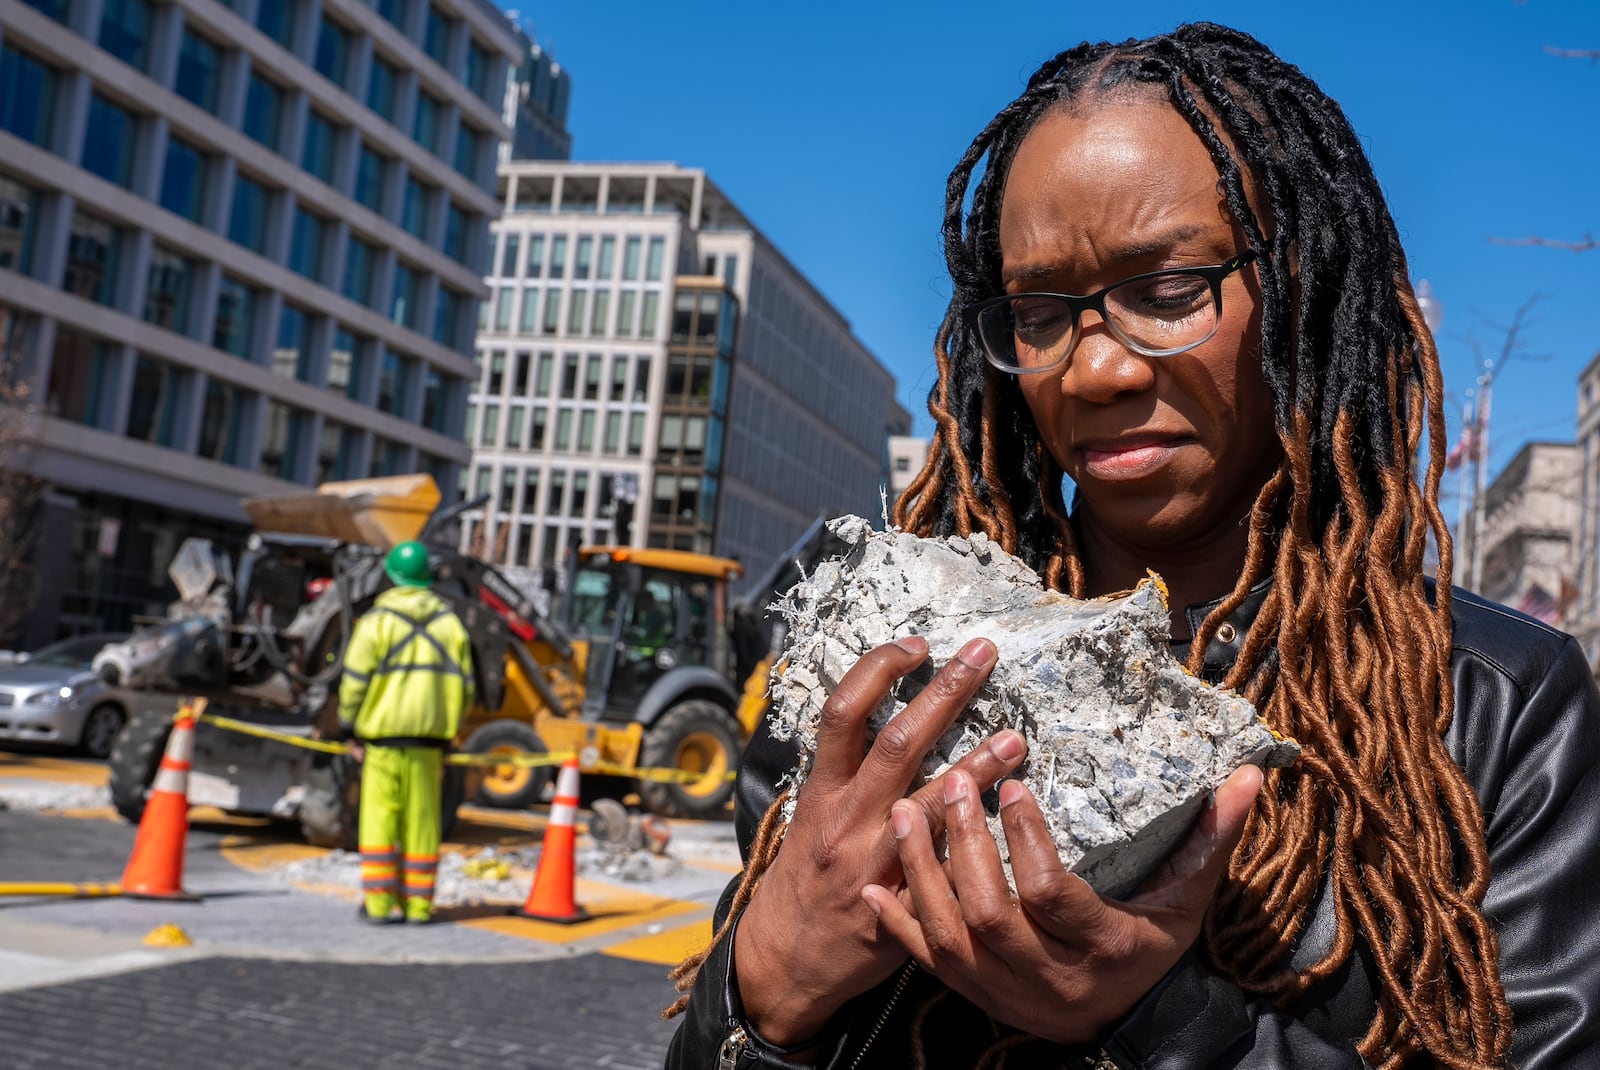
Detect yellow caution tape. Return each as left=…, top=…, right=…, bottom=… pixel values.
left=0, top=882, right=123, bottom=898
left=195, top=713, right=736, bottom=783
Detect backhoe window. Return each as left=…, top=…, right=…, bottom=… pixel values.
left=569, top=565, right=617, bottom=633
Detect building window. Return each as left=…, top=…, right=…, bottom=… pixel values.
left=317, top=420, right=351, bottom=483
left=342, top=236, right=375, bottom=305
left=143, top=245, right=192, bottom=333
left=255, top=0, right=295, bottom=49
left=20, top=0, right=68, bottom=20
left=328, top=328, right=361, bottom=399
left=174, top=29, right=221, bottom=113
left=616, top=291, right=636, bottom=337
left=421, top=366, right=447, bottom=432
left=577, top=412, right=595, bottom=454
left=228, top=174, right=270, bottom=254
left=584, top=355, right=602, bottom=400
left=640, top=292, right=660, bottom=339
left=487, top=351, right=505, bottom=393
left=433, top=287, right=460, bottom=346
left=645, top=237, right=665, bottom=281
left=560, top=354, right=579, bottom=399
left=62, top=209, right=121, bottom=307
left=633, top=356, right=651, bottom=402
left=542, top=290, right=560, bottom=335
left=519, top=287, right=539, bottom=334
left=554, top=409, right=571, bottom=451
left=391, top=262, right=421, bottom=329
left=549, top=235, right=567, bottom=280
left=159, top=137, right=209, bottom=222
left=378, top=349, right=410, bottom=416
left=314, top=17, right=350, bottom=86
left=535, top=352, right=553, bottom=396
left=353, top=146, right=388, bottom=214
left=302, top=111, right=338, bottom=186
left=453, top=124, right=481, bottom=181
left=260, top=401, right=303, bottom=480
left=443, top=202, right=468, bottom=262
left=98, top=0, right=153, bottom=72
left=566, top=290, right=587, bottom=335
left=375, top=0, right=408, bottom=31
left=479, top=404, right=498, bottom=447
left=621, top=237, right=640, bottom=281
left=423, top=7, right=452, bottom=67
left=493, top=286, right=513, bottom=332
left=413, top=91, right=441, bottom=155
left=196, top=379, right=243, bottom=464
left=627, top=412, right=645, bottom=456
left=0, top=45, right=56, bottom=149
left=273, top=302, right=312, bottom=381
left=367, top=56, right=399, bottom=124
left=289, top=207, right=325, bottom=281
left=243, top=73, right=282, bottom=151
left=126, top=354, right=180, bottom=446
left=83, top=94, right=138, bottom=188
left=603, top=411, right=621, bottom=455
left=466, top=41, right=492, bottom=100
left=590, top=290, right=610, bottom=337
left=213, top=276, right=256, bottom=358
left=46, top=329, right=109, bottom=427
left=402, top=177, right=430, bottom=239
left=521, top=467, right=540, bottom=514
left=0, top=176, right=40, bottom=274
left=575, top=237, right=593, bottom=280
left=530, top=407, right=547, bottom=449
left=597, top=236, right=615, bottom=280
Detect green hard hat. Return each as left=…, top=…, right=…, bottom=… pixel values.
left=384, top=541, right=432, bottom=587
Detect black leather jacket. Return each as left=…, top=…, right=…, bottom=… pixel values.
left=666, top=586, right=1600, bottom=1068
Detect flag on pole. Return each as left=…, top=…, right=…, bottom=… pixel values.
left=1445, top=423, right=1476, bottom=472
left=1514, top=584, right=1561, bottom=626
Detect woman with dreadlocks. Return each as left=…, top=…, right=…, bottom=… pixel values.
left=665, top=22, right=1600, bottom=1070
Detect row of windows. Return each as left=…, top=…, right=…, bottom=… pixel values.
left=467, top=403, right=651, bottom=458
left=490, top=233, right=668, bottom=283
left=480, top=285, right=663, bottom=340
left=475, top=350, right=653, bottom=404
left=22, top=308, right=452, bottom=484
left=461, top=513, right=614, bottom=571
left=0, top=171, right=464, bottom=419
left=19, top=0, right=498, bottom=182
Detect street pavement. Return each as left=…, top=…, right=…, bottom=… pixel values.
left=0, top=752, right=739, bottom=1069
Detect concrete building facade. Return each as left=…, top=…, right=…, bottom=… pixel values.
left=1571, top=353, right=1600, bottom=669
left=1476, top=440, right=1577, bottom=624
left=465, top=161, right=898, bottom=593
left=887, top=434, right=928, bottom=507
left=0, top=0, right=521, bottom=643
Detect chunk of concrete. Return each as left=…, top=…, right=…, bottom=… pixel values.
left=768, top=516, right=1297, bottom=899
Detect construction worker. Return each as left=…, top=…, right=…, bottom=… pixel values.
left=338, top=540, right=474, bottom=925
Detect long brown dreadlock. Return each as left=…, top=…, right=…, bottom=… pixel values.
left=671, top=23, right=1511, bottom=1070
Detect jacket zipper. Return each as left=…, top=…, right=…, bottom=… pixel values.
left=847, top=962, right=917, bottom=1070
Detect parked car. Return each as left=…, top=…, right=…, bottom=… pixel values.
left=0, top=633, right=155, bottom=758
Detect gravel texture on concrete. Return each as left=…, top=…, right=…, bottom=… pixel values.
left=769, top=516, right=1299, bottom=898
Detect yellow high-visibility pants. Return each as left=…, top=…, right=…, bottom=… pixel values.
left=358, top=745, right=443, bottom=921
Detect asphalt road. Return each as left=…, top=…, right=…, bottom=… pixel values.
left=0, top=791, right=717, bottom=1069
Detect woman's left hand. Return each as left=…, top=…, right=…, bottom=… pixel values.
left=861, top=763, right=1262, bottom=1046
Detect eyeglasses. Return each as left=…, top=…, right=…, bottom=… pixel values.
left=963, top=250, right=1258, bottom=375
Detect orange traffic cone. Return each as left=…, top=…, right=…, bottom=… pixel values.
left=120, top=700, right=203, bottom=901
left=516, top=756, right=590, bottom=923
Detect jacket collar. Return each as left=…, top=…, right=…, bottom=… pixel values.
left=1176, top=575, right=1275, bottom=677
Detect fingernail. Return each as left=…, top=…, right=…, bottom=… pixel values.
left=861, top=888, right=882, bottom=917
left=894, top=636, right=927, bottom=656
left=890, top=804, right=913, bottom=839
left=999, top=780, right=1026, bottom=808
left=990, top=731, right=1024, bottom=761
left=957, top=638, right=995, bottom=669
left=944, top=773, right=968, bottom=803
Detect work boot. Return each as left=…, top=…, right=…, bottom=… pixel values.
left=403, top=898, right=433, bottom=925
left=361, top=892, right=400, bottom=924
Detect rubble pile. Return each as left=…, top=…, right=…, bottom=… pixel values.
left=769, top=516, right=1298, bottom=899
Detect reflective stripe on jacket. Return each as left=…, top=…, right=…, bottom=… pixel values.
left=337, top=585, right=474, bottom=742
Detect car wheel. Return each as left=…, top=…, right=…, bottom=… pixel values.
left=80, top=703, right=127, bottom=760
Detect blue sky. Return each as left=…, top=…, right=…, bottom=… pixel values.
left=523, top=1, right=1600, bottom=508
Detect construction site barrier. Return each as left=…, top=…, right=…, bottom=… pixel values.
left=195, top=712, right=737, bottom=785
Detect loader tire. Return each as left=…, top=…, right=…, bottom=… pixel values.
left=298, top=753, right=468, bottom=850
left=108, top=714, right=172, bottom=824
left=637, top=701, right=740, bottom=821
left=462, top=720, right=550, bottom=810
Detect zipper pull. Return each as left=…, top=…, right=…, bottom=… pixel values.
left=718, top=1023, right=750, bottom=1070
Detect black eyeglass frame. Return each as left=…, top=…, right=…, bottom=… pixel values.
left=963, top=249, right=1259, bottom=375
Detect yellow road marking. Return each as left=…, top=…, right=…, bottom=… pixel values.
left=603, top=917, right=715, bottom=966
left=461, top=880, right=700, bottom=943
left=0, top=754, right=109, bottom=785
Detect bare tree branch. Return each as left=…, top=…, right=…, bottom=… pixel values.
left=1489, top=232, right=1599, bottom=252
left=1542, top=44, right=1600, bottom=62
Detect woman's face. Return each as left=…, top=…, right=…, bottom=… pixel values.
left=999, top=100, right=1281, bottom=557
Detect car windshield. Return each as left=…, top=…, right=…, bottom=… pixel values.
left=27, top=635, right=123, bottom=668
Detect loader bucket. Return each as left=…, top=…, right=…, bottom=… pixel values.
left=240, top=474, right=442, bottom=548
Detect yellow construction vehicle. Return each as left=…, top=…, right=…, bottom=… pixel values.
left=96, top=475, right=833, bottom=842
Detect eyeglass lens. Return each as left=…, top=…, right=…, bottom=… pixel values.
left=979, top=272, right=1220, bottom=371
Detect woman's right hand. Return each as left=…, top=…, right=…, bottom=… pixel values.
left=732, top=634, right=1027, bottom=1047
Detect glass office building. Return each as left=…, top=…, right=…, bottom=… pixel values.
left=0, top=0, right=521, bottom=642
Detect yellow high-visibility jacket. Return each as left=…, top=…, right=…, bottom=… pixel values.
left=338, top=586, right=474, bottom=742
